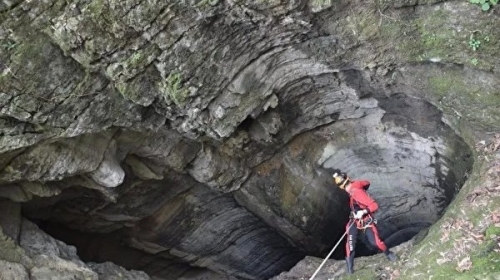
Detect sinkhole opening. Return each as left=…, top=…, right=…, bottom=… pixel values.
left=308, top=92, right=475, bottom=261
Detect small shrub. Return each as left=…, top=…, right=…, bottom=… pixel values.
left=469, top=0, right=498, bottom=11
left=1, top=39, right=18, bottom=51
left=469, top=36, right=481, bottom=51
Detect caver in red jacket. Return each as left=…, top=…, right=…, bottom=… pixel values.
left=333, top=173, right=397, bottom=274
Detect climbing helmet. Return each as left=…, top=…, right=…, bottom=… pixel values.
left=333, top=172, right=350, bottom=189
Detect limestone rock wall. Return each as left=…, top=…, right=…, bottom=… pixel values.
left=0, top=0, right=498, bottom=279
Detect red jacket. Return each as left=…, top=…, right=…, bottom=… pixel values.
left=347, top=180, right=378, bottom=214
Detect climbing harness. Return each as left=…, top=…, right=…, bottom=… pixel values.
left=349, top=210, right=376, bottom=230
left=356, top=215, right=377, bottom=230
left=308, top=221, right=355, bottom=280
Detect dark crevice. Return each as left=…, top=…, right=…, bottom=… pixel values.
left=238, top=115, right=255, bottom=132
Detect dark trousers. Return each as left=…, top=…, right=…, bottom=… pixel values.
left=345, top=219, right=388, bottom=271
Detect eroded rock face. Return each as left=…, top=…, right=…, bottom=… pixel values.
left=0, top=0, right=497, bottom=280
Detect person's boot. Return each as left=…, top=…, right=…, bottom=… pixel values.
left=385, top=250, right=397, bottom=262
left=345, top=256, right=354, bottom=274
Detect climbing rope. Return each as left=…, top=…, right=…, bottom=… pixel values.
left=308, top=221, right=355, bottom=280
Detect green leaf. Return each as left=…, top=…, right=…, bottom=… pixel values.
left=490, top=0, right=498, bottom=5
left=482, top=2, right=490, bottom=10
left=480, top=0, right=487, bottom=3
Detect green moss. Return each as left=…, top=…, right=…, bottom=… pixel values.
left=116, top=82, right=128, bottom=96
left=10, top=35, right=47, bottom=67
left=124, top=45, right=160, bottom=72
left=130, top=52, right=143, bottom=66
left=428, top=73, right=500, bottom=106
left=86, top=0, right=117, bottom=26
left=381, top=9, right=460, bottom=62
left=395, top=155, right=500, bottom=279
left=309, top=0, right=333, bottom=12
left=428, top=76, right=455, bottom=97
left=461, top=224, right=500, bottom=277
left=485, top=224, right=500, bottom=238
left=335, top=3, right=484, bottom=66
left=379, top=17, right=403, bottom=39
left=415, top=10, right=456, bottom=58
left=88, top=0, right=105, bottom=18
left=159, top=72, right=190, bottom=107
left=472, top=33, right=500, bottom=70
left=345, top=4, right=463, bottom=61
left=330, top=3, right=379, bottom=43
left=424, top=70, right=500, bottom=130
left=354, top=12, right=380, bottom=41
left=0, top=229, right=30, bottom=267
left=116, top=81, right=139, bottom=102
left=376, top=3, right=500, bottom=70
left=196, top=0, right=219, bottom=7
left=343, top=268, right=380, bottom=280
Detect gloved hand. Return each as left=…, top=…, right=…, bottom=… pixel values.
left=353, top=210, right=367, bottom=219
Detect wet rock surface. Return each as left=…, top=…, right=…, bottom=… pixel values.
left=0, top=0, right=498, bottom=279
